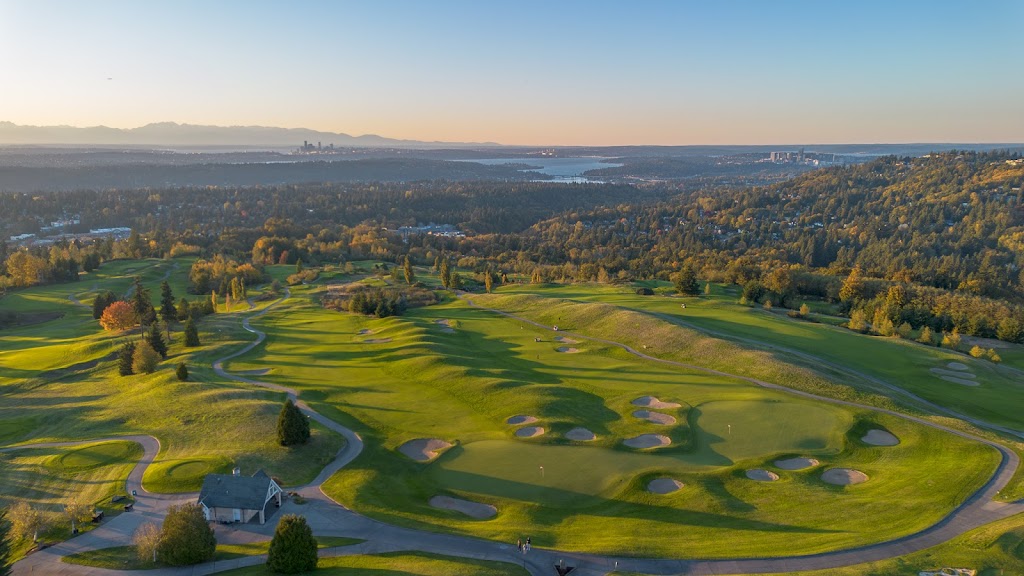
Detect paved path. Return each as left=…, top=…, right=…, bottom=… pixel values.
left=11, top=290, right=1024, bottom=576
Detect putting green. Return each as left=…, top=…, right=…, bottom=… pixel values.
left=56, top=441, right=137, bottom=472
left=144, top=456, right=233, bottom=492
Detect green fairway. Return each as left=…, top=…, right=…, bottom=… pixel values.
left=219, top=551, right=528, bottom=576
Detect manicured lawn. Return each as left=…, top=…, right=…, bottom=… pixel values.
left=218, top=552, right=528, bottom=576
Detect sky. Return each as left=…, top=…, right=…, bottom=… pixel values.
left=0, top=0, right=1022, bottom=146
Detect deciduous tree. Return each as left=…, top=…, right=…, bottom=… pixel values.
left=157, top=503, right=215, bottom=566
left=132, top=341, right=160, bottom=374
left=100, top=301, right=138, bottom=331
left=133, top=522, right=161, bottom=563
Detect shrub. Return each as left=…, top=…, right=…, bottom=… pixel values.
left=157, top=503, right=215, bottom=566
left=635, top=287, right=654, bottom=296
left=184, top=318, right=201, bottom=347
left=118, top=342, right=136, bottom=376
left=969, top=345, right=985, bottom=358
left=132, top=341, right=160, bottom=374
left=176, top=363, right=189, bottom=381
left=266, top=514, right=318, bottom=574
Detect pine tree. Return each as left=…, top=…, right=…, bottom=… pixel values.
left=146, top=323, right=168, bottom=359
left=295, top=260, right=303, bottom=274
left=177, top=297, right=191, bottom=321
left=184, top=318, right=201, bottom=347
left=159, top=281, right=176, bottom=324
left=176, top=363, right=188, bottom=381
left=92, top=291, right=117, bottom=320
left=266, top=514, right=318, bottom=574
left=403, top=255, right=415, bottom=285
left=131, top=277, right=156, bottom=327
left=439, top=259, right=451, bottom=289
left=118, top=342, right=136, bottom=376
left=277, top=399, right=310, bottom=446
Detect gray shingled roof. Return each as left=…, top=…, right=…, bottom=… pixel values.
left=198, top=470, right=274, bottom=510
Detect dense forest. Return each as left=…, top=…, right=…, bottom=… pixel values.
left=2, top=151, right=1022, bottom=342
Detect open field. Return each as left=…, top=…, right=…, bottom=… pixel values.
left=225, top=278, right=1001, bottom=557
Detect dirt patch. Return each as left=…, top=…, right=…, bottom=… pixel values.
left=398, top=438, right=452, bottom=462
left=774, top=457, right=819, bottom=470
left=556, top=346, right=581, bottom=353
left=555, top=336, right=580, bottom=344
left=821, top=468, right=868, bottom=485
left=624, top=434, right=671, bottom=449
left=946, top=362, right=970, bottom=371
left=506, top=415, right=538, bottom=425
left=435, top=319, right=455, bottom=333
left=862, top=429, right=900, bottom=446
left=429, top=496, right=496, bottom=519
left=746, top=469, right=780, bottom=482
left=632, top=396, right=681, bottom=409
left=647, top=478, right=683, bottom=494
left=515, top=426, right=545, bottom=438
left=363, top=338, right=392, bottom=344
left=940, top=375, right=980, bottom=387
left=565, top=427, right=596, bottom=441
left=632, top=410, right=676, bottom=425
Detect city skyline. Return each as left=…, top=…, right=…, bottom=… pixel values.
left=1, top=0, right=1022, bottom=146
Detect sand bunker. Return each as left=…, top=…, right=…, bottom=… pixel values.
left=647, top=478, right=684, bottom=494
left=862, top=429, right=900, bottom=446
left=435, top=319, right=455, bottom=333
left=774, top=457, right=819, bottom=470
left=555, top=336, right=581, bottom=344
left=506, top=415, right=538, bottom=425
left=358, top=329, right=373, bottom=335
left=565, top=427, right=596, bottom=441
left=632, top=396, right=681, bottom=409
left=746, top=469, right=780, bottom=482
left=821, top=468, right=868, bottom=485
left=624, top=434, right=671, bottom=449
left=930, top=367, right=976, bottom=379
left=940, top=375, right=980, bottom=387
left=363, top=338, right=392, bottom=344
left=632, top=410, right=677, bottom=425
left=398, top=438, right=452, bottom=462
left=946, top=362, right=970, bottom=371
left=429, top=496, right=497, bottom=519
left=556, top=346, right=581, bottom=353
left=515, top=426, right=545, bottom=438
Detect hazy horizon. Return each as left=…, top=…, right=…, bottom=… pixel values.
left=1, top=0, right=1022, bottom=146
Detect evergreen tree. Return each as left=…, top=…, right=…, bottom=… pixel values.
left=157, top=503, right=216, bottom=566
left=450, top=272, right=463, bottom=290
left=277, top=399, right=310, bottom=446
left=91, top=291, right=117, bottom=320
left=177, top=297, right=191, bottom=321
left=159, top=281, right=176, bottom=324
left=266, top=514, right=318, bottom=574
left=176, top=363, right=189, bottom=381
left=403, top=255, right=415, bottom=285
left=184, top=317, right=201, bottom=347
left=146, top=323, right=168, bottom=359
left=295, top=260, right=303, bottom=274
left=131, top=277, right=156, bottom=327
left=439, top=258, right=451, bottom=289
left=118, top=342, right=136, bottom=376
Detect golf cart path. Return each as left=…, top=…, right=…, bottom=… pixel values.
left=11, top=289, right=1024, bottom=576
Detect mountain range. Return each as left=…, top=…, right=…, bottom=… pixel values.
left=0, top=121, right=497, bottom=149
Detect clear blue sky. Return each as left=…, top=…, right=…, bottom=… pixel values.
left=1, top=0, right=1021, bottom=145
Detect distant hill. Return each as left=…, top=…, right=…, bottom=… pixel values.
left=0, top=121, right=496, bottom=149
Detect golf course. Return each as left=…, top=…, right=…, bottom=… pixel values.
left=2, top=258, right=1024, bottom=573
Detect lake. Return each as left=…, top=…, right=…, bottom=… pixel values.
left=455, top=156, right=622, bottom=183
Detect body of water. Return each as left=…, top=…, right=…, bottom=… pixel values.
left=455, top=156, right=622, bottom=183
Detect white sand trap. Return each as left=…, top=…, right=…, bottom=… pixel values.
left=930, top=367, right=976, bottom=379
left=398, top=438, right=452, bottom=462
left=565, top=427, right=596, bottom=441
left=746, top=469, right=780, bottom=482
left=358, top=329, right=373, bottom=335
left=429, top=496, right=497, bottom=519
left=506, top=415, right=538, bottom=425
left=632, top=410, right=677, bottom=425
left=555, top=336, right=581, bottom=344
left=434, top=319, right=455, bottom=333
left=821, top=468, right=868, bottom=485
left=363, top=338, right=392, bottom=344
left=556, top=346, right=581, bottom=353
left=624, top=434, right=671, bottom=449
left=940, top=375, right=980, bottom=387
left=862, top=429, right=900, bottom=446
left=774, top=457, right=819, bottom=470
left=632, top=396, right=681, bottom=409
left=946, top=362, right=970, bottom=371
left=647, top=478, right=684, bottom=494
left=515, top=426, right=545, bottom=438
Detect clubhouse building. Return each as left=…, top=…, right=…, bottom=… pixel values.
left=198, top=468, right=283, bottom=525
